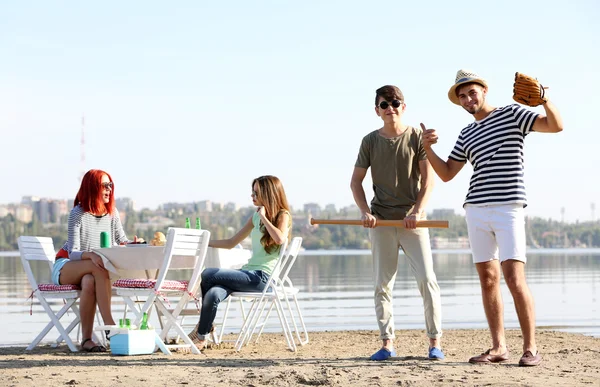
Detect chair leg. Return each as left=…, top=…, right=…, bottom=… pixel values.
left=155, top=300, right=201, bottom=355
left=159, top=294, right=191, bottom=343
left=176, top=304, right=189, bottom=344
left=245, top=293, right=296, bottom=352
left=239, top=298, right=247, bottom=320
left=53, top=304, right=105, bottom=348
left=273, top=298, right=296, bottom=352
left=216, top=297, right=233, bottom=345
left=75, top=303, right=82, bottom=345
left=123, top=296, right=145, bottom=323
left=91, top=307, right=106, bottom=346
left=31, top=297, right=79, bottom=352
left=53, top=303, right=81, bottom=347
left=235, top=298, right=260, bottom=351
left=292, top=295, right=309, bottom=345
left=255, top=302, right=276, bottom=342
left=245, top=297, right=271, bottom=347
left=281, top=293, right=306, bottom=348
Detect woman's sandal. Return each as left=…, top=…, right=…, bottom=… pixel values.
left=105, top=330, right=118, bottom=340
left=80, top=338, right=107, bottom=353
left=187, top=322, right=214, bottom=344
left=172, top=324, right=211, bottom=354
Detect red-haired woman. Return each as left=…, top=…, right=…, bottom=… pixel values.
left=52, top=169, right=136, bottom=352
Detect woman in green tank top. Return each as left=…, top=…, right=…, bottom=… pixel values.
left=187, top=175, right=292, bottom=351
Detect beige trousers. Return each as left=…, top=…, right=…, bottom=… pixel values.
left=370, top=226, right=442, bottom=340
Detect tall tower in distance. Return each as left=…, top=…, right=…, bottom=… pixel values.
left=79, top=115, right=85, bottom=182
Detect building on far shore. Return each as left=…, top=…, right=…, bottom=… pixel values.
left=431, top=236, right=470, bottom=249
left=303, top=203, right=321, bottom=217
left=134, top=216, right=176, bottom=232
left=116, top=198, right=136, bottom=211
left=15, top=205, right=34, bottom=223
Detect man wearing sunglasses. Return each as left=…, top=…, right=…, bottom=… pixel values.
left=422, top=69, right=563, bottom=367
left=351, top=85, right=444, bottom=361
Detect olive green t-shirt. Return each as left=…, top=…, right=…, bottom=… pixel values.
left=354, top=126, right=427, bottom=220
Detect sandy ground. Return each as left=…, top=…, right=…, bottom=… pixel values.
left=0, top=329, right=599, bottom=387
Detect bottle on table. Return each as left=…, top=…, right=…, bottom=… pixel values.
left=195, top=217, right=201, bottom=230
left=100, top=231, right=110, bottom=248
left=185, top=217, right=191, bottom=229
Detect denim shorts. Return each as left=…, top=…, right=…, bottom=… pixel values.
left=52, top=258, right=69, bottom=285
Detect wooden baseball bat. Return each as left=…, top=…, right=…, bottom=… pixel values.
left=309, top=218, right=449, bottom=228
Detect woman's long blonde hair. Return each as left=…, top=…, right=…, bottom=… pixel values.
left=253, top=175, right=292, bottom=254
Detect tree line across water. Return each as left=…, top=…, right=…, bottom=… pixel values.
left=1, top=207, right=599, bottom=251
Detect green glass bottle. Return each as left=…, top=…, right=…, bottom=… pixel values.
left=195, top=217, right=201, bottom=230
left=185, top=217, right=191, bottom=229
left=140, top=312, right=149, bottom=330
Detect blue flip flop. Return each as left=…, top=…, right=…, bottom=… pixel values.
left=428, top=347, right=445, bottom=360
left=370, top=347, right=396, bottom=361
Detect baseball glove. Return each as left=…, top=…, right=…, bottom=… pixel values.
left=513, top=72, right=548, bottom=107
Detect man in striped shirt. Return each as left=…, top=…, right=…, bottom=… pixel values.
left=422, top=69, right=563, bottom=367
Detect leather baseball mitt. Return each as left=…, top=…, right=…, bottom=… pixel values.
left=513, top=72, right=548, bottom=107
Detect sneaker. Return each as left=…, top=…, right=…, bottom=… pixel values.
left=428, top=347, right=445, bottom=360
left=369, top=347, right=396, bottom=361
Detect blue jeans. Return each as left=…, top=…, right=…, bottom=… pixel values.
left=196, top=268, right=269, bottom=338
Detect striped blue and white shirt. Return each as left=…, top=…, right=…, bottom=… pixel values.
left=449, top=104, right=539, bottom=207
left=61, top=204, right=129, bottom=260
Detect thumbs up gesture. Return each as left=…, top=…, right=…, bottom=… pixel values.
left=421, top=123, right=438, bottom=150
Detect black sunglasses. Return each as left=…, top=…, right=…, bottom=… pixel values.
left=101, top=182, right=114, bottom=190
left=378, top=99, right=403, bottom=110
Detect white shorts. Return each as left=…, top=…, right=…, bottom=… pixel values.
left=464, top=204, right=527, bottom=264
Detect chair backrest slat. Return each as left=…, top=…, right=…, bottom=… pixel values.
left=256, top=238, right=292, bottom=296
left=170, top=247, right=204, bottom=256
left=17, top=236, right=57, bottom=289
left=155, top=228, right=210, bottom=293
left=278, top=237, right=303, bottom=288
left=172, top=234, right=204, bottom=244
left=18, top=238, right=56, bottom=261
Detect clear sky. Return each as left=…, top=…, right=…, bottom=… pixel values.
left=1, top=1, right=598, bottom=222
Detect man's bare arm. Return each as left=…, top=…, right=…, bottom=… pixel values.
left=350, top=167, right=371, bottom=214
left=532, top=100, right=564, bottom=133
left=412, top=159, right=434, bottom=215
left=421, top=123, right=465, bottom=182
left=350, top=167, right=377, bottom=228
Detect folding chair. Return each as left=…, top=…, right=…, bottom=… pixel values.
left=224, top=237, right=308, bottom=352
left=18, top=236, right=82, bottom=352
left=252, top=237, right=308, bottom=348
left=112, top=228, right=210, bottom=355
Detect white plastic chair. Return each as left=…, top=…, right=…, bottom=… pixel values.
left=223, top=237, right=308, bottom=352
left=253, top=237, right=308, bottom=348
left=112, top=228, right=210, bottom=355
left=17, top=236, right=82, bottom=352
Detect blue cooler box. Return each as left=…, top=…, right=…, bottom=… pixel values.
left=110, top=329, right=157, bottom=355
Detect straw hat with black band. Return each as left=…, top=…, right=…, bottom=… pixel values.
left=448, top=69, right=488, bottom=105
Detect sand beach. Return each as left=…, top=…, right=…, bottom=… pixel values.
left=1, top=329, right=599, bottom=386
